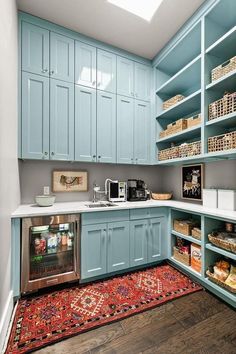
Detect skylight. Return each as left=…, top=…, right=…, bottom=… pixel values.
left=107, top=0, right=164, bottom=22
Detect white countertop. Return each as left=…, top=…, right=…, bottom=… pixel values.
left=11, top=199, right=236, bottom=221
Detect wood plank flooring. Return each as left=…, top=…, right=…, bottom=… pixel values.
left=34, top=291, right=235, bottom=354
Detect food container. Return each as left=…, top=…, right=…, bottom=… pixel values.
left=225, top=222, right=233, bottom=232
left=173, top=246, right=191, bottom=266
left=35, top=195, right=56, bottom=207
left=173, top=219, right=197, bottom=236
left=218, top=189, right=236, bottom=211
left=202, top=189, right=218, bottom=208
left=191, top=243, right=201, bottom=273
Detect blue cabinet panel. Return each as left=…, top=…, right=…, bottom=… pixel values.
left=134, top=100, right=150, bottom=165
left=107, top=221, right=130, bottom=273
left=50, top=32, right=74, bottom=82
left=117, top=95, right=134, bottom=164
left=22, top=72, right=49, bottom=159
left=97, top=91, right=116, bottom=163
left=130, top=220, right=148, bottom=267
left=50, top=79, right=74, bottom=160
left=75, top=41, right=96, bottom=88
left=22, top=21, right=49, bottom=76
left=134, top=63, right=150, bottom=101
left=75, top=85, right=96, bottom=162
left=147, top=217, right=164, bottom=263
left=117, top=56, right=134, bottom=97
left=97, top=49, right=116, bottom=93
left=81, top=224, right=107, bottom=279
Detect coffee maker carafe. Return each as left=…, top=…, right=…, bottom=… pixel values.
left=127, top=179, right=148, bottom=201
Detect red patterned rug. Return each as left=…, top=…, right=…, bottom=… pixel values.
left=6, top=264, right=202, bottom=353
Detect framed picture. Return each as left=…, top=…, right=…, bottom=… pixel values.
left=52, top=170, right=88, bottom=192
left=181, top=164, right=204, bottom=201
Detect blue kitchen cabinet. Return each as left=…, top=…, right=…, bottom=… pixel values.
left=117, top=95, right=134, bottom=164
left=75, top=41, right=96, bottom=88
left=97, top=91, right=116, bottom=163
left=134, top=100, right=150, bottom=164
left=81, top=223, right=107, bottom=279
left=75, top=85, right=97, bottom=162
left=134, top=63, right=151, bottom=101
left=97, top=49, right=116, bottom=93
left=130, top=220, right=148, bottom=267
left=107, top=221, right=130, bottom=273
left=22, top=22, right=49, bottom=77
left=50, top=79, right=74, bottom=160
left=22, top=72, right=49, bottom=159
left=147, top=217, right=164, bottom=263
left=50, top=32, right=74, bottom=82
left=117, top=56, right=134, bottom=97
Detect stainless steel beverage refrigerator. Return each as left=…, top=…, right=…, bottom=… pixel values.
left=21, top=214, right=80, bottom=294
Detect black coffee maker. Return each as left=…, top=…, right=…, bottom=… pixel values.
left=127, top=179, right=148, bottom=201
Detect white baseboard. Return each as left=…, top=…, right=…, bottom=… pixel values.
left=0, top=291, right=13, bottom=354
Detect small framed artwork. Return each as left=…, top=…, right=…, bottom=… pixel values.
left=181, top=164, right=204, bottom=201
left=52, top=170, right=88, bottom=192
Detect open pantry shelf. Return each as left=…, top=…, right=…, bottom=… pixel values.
left=206, top=69, right=236, bottom=92
left=156, top=55, right=201, bottom=95
left=206, top=111, right=236, bottom=128
left=170, top=257, right=202, bottom=279
left=204, top=277, right=236, bottom=302
left=156, top=154, right=204, bottom=166
left=156, top=90, right=201, bottom=120
left=172, top=230, right=201, bottom=246
left=157, top=124, right=201, bottom=144
left=206, top=243, right=236, bottom=261
left=205, top=149, right=236, bottom=160
left=205, top=26, right=236, bottom=59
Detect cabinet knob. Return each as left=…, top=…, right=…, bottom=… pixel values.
left=92, top=81, right=96, bottom=86
left=98, top=155, right=101, bottom=159
left=51, top=152, right=55, bottom=156
left=50, top=70, right=54, bottom=75
left=44, top=152, right=48, bottom=155
left=42, top=69, right=48, bottom=73
left=92, top=155, right=96, bottom=158
left=97, top=82, right=101, bottom=87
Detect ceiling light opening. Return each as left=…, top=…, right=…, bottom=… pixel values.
left=107, top=0, right=164, bottom=22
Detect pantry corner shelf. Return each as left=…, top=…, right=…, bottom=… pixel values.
left=170, top=257, right=202, bottom=279
left=206, top=243, right=236, bottom=261
left=172, top=230, right=201, bottom=246
left=205, top=112, right=236, bottom=128
left=206, top=69, right=236, bottom=92
left=205, top=25, right=236, bottom=59
left=157, top=154, right=204, bottom=166
left=204, top=277, right=236, bottom=302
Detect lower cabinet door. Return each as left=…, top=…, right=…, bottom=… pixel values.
left=81, top=224, right=107, bottom=279
left=107, top=221, right=130, bottom=273
left=130, top=220, right=148, bottom=267
left=147, top=217, right=164, bottom=263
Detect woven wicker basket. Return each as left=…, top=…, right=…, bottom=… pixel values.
left=158, top=146, right=179, bottom=161
left=211, top=56, right=236, bottom=82
left=179, top=141, right=201, bottom=158
left=173, top=247, right=191, bottom=266
left=206, top=270, right=236, bottom=294
left=208, top=233, right=236, bottom=254
left=209, top=92, right=236, bottom=120
left=163, top=95, right=185, bottom=110
left=152, top=192, right=172, bottom=200
left=187, top=114, right=201, bottom=128
left=208, top=130, right=236, bottom=153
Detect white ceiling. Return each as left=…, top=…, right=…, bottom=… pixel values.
left=16, top=0, right=205, bottom=60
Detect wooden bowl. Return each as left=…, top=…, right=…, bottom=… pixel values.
left=152, top=192, right=172, bottom=200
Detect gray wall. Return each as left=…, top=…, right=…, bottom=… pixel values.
left=19, top=160, right=164, bottom=203
left=0, top=0, right=20, bottom=350
left=161, top=160, right=236, bottom=202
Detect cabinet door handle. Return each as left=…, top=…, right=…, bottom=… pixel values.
left=42, top=68, right=48, bottom=73
left=102, top=230, right=106, bottom=241
left=92, top=80, right=96, bottom=86
left=97, top=82, right=101, bottom=87
left=50, top=70, right=54, bottom=75
left=51, top=152, right=55, bottom=156
left=108, top=229, right=112, bottom=241
left=44, top=152, right=48, bottom=155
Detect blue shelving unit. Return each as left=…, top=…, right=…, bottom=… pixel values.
left=153, top=0, right=236, bottom=166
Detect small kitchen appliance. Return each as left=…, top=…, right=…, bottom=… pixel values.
left=108, top=181, right=127, bottom=202
left=127, top=179, right=148, bottom=201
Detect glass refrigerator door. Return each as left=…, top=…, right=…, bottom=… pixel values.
left=29, top=222, right=75, bottom=280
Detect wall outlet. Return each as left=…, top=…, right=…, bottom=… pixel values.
left=43, top=186, right=50, bottom=195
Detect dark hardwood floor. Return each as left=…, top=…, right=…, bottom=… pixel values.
left=34, top=290, right=236, bottom=354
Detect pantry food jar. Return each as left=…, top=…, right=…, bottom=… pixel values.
left=191, top=243, right=201, bottom=273
left=218, top=189, right=236, bottom=211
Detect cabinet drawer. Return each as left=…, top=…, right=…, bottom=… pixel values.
left=130, top=207, right=167, bottom=220
left=82, top=210, right=129, bottom=225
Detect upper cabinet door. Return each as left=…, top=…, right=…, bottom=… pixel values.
left=50, top=79, right=74, bottom=161
left=134, top=100, right=150, bottom=165
left=117, top=95, right=134, bottom=164
left=97, top=49, right=116, bottom=93
left=134, top=63, right=151, bottom=101
left=50, top=32, right=74, bottom=82
left=22, top=72, right=49, bottom=159
left=117, top=56, right=134, bottom=98
left=107, top=221, right=130, bottom=273
left=75, top=85, right=97, bottom=162
left=22, top=22, right=49, bottom=76
left=97, top=91, right=116, bottom=163
left=75, top=41, right=96, bottom=88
